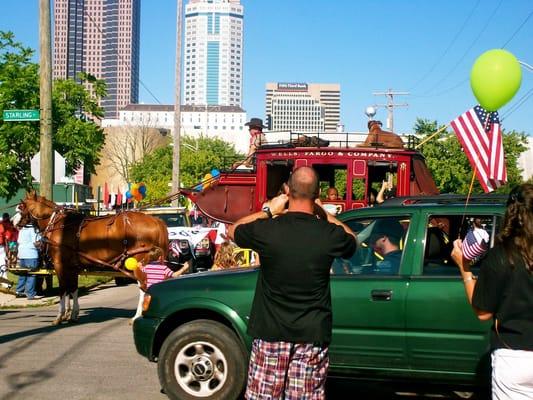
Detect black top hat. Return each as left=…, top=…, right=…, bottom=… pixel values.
left=244, top=117, right=266, bottom=129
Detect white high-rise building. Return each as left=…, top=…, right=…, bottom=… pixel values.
left=184, top=0, right=243, bottom=107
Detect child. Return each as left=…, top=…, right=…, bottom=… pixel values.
left=211, top=241, right=250, bottom=271
left=131, top=247, right=188, bottom=324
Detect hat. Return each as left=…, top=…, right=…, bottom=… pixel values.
left=367, top=218, right=404, bottom=245
left=244, top=118, right=266, bottom=129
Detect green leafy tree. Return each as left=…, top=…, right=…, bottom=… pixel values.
left=0, top=32, right=40, bottom=198
left=52, top=73, right=106, bottom=175
left=415, top=118, right=528, bottom=194
left=0, top=31, right=106, bottom=199
left=130, top=135, right=243, bottom=203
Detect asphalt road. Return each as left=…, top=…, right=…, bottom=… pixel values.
left=0, top=283, right=166, bottom=400
left=0, top=283, right=466, bottom=400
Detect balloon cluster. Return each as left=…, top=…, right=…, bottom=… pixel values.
left=125, top=182, right=147, bottom=202
left=471, top=49, right=522, bottom=111
left=195, top=169, right=221, bottom=192
left=125, top=257, right=138, bottom=271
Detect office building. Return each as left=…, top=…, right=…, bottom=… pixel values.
left=265, top=82, right=340, bottom=132
left=53, top=0, right=140, bottom=118
left=184, top=0, right=243, bottom=107
left=102, top=104, right=248, bottom=153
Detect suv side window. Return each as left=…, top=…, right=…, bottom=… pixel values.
left=423, top=214, right=500, bottom=276
left=331, top=216, right=411, bottom=276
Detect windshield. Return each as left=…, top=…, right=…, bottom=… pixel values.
left=155, top=214, right=188, bottom=228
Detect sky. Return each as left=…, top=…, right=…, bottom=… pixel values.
left=1, top=0, right=532, bottom=135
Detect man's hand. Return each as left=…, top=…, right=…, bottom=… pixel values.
left=269, top=194, right=289, bottom=216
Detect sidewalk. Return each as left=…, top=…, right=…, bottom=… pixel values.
left=0, top=290, right=57, bottom=308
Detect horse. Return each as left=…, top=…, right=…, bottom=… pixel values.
left=19, top=191, right=168, bottom=325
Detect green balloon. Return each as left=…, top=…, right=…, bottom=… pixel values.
left=470, top=49, right=522, bottom=111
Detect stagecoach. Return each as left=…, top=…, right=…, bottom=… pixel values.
left=181, top=120, right=439, bottom=224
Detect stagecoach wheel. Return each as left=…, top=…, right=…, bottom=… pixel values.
left=158, top=320, right=247, bottom=400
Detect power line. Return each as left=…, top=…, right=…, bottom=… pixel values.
left=501, top=11, right=533, bottom=48
left=501, top=88, right=533, bottom=121
left=412, top=77, right=469, bottom=99
left=83, top=9, right=162, bottom=105
left=408, top=0, right=481, bottom=91
left=420, top=0, right=503, bottom=96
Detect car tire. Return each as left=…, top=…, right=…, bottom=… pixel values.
left=158, top=319, right=248, bottom=400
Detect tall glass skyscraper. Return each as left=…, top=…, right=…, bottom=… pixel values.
left=184, top=0, right=243, bottom=107
left=53, top=0, right=140, bottom=119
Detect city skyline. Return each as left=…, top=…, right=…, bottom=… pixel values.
left=53, top=0, right=140, bottom=119
left=1, top=1, right=531, bottom=135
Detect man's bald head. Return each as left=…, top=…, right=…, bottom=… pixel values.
left=288, top=167, right=319, bottom=200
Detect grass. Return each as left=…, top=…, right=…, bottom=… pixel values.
left=2, top=271, right=113, bottom=297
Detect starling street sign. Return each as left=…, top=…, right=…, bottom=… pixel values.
left=2, top=109, right=40, bottom=121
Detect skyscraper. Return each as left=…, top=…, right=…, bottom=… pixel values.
left=53, top=0, right=140, bottom=119
left=184, top=0, right=243, bottom=107
left=265, top=83, right=341, bottom=132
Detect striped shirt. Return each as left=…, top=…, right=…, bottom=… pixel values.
left=142, top=263, right=174, bottom=288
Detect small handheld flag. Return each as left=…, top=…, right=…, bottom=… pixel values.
left=462, top=227, right=489, bottom=261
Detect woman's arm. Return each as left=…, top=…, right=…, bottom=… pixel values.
left=451, top=239, right=493, bottom=321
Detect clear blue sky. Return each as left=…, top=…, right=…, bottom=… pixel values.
left=1, top=0, right=532, bottom=135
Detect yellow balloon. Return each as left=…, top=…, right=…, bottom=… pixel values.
left=203, top=173, right=213, bottom=189
left=125, top=257, right=138, bottom=271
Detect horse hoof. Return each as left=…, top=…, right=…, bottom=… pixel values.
left=68, top=318, right=78, bottom=324
left=52, top=319, right=61, bottom=326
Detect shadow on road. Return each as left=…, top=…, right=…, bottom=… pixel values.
left=0, top=306, right=131, bottom=345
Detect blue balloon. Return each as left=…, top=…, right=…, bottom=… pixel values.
left=210, top=168, right=220, bottom=178
left=125, top=190, right=132, bottom=199
left=138, top=185, right=147, bottom=195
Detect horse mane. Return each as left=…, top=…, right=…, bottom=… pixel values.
left=36, top=195, right=57, bottom=210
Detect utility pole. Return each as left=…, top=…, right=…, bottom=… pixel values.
left=39, top=0, right=53, bottom=200
left=172, top=0, right=183, bottom=206
left=372, top=89, right=409, bottom=133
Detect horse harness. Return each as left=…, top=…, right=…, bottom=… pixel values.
left=28, top=203, right=148, bottom=279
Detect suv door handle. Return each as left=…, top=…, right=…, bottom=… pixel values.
left=371, top=289, right=392, bottom=301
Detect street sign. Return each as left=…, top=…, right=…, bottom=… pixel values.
left=2, top=109, right=40, bottom=121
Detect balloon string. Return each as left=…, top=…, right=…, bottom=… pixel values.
left=459, top=164, right=477, bottom=239
left=414, top=124, right=450, bottom=149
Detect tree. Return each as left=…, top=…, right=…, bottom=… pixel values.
left=0, top=31, right=106, bottom=199
left=415, top=118, right=528, bottom=194
left=130, top=135, right=243, bottom=203
left=103, top=125, right=170, bottom=183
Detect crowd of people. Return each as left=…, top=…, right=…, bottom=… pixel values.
left=0, top=211, right=50, bottom=300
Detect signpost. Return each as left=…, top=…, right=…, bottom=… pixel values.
left=2, top=109, right=40, bottom=121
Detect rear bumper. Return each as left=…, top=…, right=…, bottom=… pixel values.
left=133, top=316, right=162, bottom=361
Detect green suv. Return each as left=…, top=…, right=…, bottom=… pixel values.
left=133, top=195, right=505, bottom=399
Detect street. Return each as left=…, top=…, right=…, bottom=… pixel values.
left=0, top=283, right=166, bottom=400
left=0, top=283, right=466, bottom=400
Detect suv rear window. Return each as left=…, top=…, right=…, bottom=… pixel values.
left=422, top=214, right=501, bottom=277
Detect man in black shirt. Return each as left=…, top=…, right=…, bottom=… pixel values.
left=228, top=166, right=356, bottom=400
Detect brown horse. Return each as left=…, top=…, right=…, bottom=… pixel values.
left=20, top=191, right=168, bottom=325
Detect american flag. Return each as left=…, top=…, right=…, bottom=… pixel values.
left=450, top=105, right=507, bottom=193
left=462, top=227, right=489, bottom=261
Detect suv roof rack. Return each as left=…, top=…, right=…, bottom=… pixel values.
left=383, top=194, right=508, bottom=206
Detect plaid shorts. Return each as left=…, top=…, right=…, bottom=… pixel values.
left=245, top=338, right=329, bottom=400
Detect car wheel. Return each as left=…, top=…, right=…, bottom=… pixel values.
left=158, top=319, right=248, bottom=400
